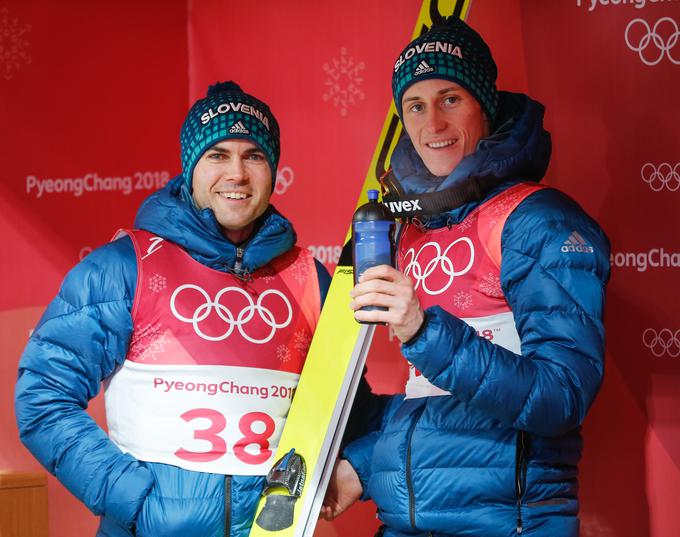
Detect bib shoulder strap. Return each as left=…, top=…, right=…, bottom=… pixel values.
left=485, top=183, right=546, bottom=269
left=272, top=246, right=322, bottom=331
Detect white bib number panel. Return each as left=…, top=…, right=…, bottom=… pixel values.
left=105, top=361, right=299, bottom=475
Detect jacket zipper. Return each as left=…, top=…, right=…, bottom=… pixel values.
left=515, top=431, right=529, bottom=534
left=234, top=247, right=244, bottom=273
left=406, top=407, right=425, bottom=529
left=224, top=475, right=232, bottom=537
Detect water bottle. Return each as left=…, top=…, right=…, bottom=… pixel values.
left=352, top=189, right=395, bottom=321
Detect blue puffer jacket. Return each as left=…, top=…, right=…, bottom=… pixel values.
left=15, top=177, right=330, bottom=537
left=344, top=93, right=610, bottom=537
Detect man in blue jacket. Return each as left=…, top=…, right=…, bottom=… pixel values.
left=321, top=16, right=610, bottom=537
left=16, top=81, right=330, bottom=537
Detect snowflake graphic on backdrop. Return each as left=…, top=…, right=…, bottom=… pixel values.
left=293, top=330, right=311, bottom=355
left=0, top=8, right=31, bottom=81
left=129, top=323, right=169, bottom=361
left=479, top=272, right=503, bottom=298
left=276, top=344, right=292, bottom=364
left=453, top=291, right=473, bottom=310
left=148, top=273, right=167, bottom=293
left=323, top=47, right=366, bottom=117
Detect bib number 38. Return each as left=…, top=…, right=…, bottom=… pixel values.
left=174, top=408, right=275, bottom=465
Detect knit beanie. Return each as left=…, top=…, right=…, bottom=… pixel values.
left=180, top=81, right=280, bottom=189
left=392, top=16, right=498, bottom=123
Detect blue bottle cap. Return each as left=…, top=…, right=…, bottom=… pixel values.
left=367, top=189, right=379, bottom=201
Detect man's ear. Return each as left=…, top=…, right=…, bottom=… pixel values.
left=482, top=112, right=491, bottom=138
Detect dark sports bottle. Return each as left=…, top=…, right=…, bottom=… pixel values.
left=352, top=189, right=395, bottom=321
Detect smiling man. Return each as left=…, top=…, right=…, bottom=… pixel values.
left=191, top=139, right=274, bottom=243
left=16, top=82, right=330, bottom=537
left=400, top=78, right=489, bottom=177
left=322, top=16, right=611, bottom=537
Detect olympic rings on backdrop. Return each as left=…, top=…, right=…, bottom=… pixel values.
left=79, top=246, right=93, bottom=260
left=402, top=238, right=475, bottom=296
left=642, top=328, right=680, bottom=358
left=641, top=163, right=680, bottom=192
left=170, top=284, right=293, bottom=344
left=274, top=166, right=294, bottom=195
left=625, top=17, right=680, bottom=66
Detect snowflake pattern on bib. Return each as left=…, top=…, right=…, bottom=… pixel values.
left=453, top=291, right=473, bottom=310
left=293, top=330, right=312, bottom=355
left=148, top=273, right=167, bottom=293
left=276, top=344, right=292, bottom=363
left=128, top=323, right=169, bottom=361
left=479, top=272, right=503, bottom=298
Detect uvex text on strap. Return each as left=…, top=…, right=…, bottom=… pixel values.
left=380, top=169, right=500, bottom=219
left=255, top=449, right=307, bottom=531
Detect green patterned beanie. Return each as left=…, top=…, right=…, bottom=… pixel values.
left=392, top=16, right=498, bottom=123
left=180, top=81, right=280, bottom=189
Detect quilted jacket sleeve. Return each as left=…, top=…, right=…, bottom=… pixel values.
left=402, top=188, right=610, bottom=437
left=342, top=391, right=404, bottom=499
left=15, top=237, right=154, bottom=531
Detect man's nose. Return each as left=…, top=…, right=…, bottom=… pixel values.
left=424, top=108, right=446, bottom=133
left=224, top=156, right=247, bottom=181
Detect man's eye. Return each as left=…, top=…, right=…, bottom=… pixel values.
left=207, top=152, right=224, bottom=160
left=247, top=153, right=265, bottom=161
left=409, top=103, right=423, bottom=113
left=443, top=96, right=459, bottom=105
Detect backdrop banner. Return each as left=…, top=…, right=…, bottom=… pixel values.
left=1, top=0, right=678, bottom=536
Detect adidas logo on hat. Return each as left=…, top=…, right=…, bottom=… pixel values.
left=413, top=60, right=435, bottom=76
left=561, top=231, right=594, bottom=253
left=229, top=121, right=249, bottom=135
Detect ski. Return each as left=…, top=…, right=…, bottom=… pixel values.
left=249, top=2, right=472, bottom=536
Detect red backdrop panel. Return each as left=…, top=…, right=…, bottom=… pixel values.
left=520, top=2, right=680, bottom=535
left=0, top=1, right=189, bottom=537
left=1, top=0, right=678, bottom=536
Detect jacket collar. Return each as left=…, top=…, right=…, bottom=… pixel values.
left=390, top=91, right=551, bottom=227
left=134, top=176, right=296, bottom=273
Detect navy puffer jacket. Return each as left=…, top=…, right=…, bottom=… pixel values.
left=344, top=93, right=610, bottom=537
left=15, top=178, right=330, bottom=537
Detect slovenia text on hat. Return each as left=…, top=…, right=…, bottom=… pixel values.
left=180, top=81, right=281, bottom=189
left=392, top=16, right=498, bottom=122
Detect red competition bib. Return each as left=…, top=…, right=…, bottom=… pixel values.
left=398, top=183, right=543, bottom=399
left=105, top=230, right=320, bottom=475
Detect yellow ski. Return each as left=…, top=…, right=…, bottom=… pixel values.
left=249, top=2, right=471, bottom=536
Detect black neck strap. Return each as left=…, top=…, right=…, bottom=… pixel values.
left=379, top=170, right=499, bottom=219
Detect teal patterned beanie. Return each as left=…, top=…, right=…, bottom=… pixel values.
left=180, top=81, right=280, bottom=189
left=392, top=16, right=498, bottom=123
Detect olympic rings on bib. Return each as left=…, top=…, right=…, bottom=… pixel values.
left=625, top=17, right=680, bottom=66
left=170, top=284, right=293, bottom=344
left=642, top=328, right=680, bottom=358
left=402, top=238, right=475, bottom=296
